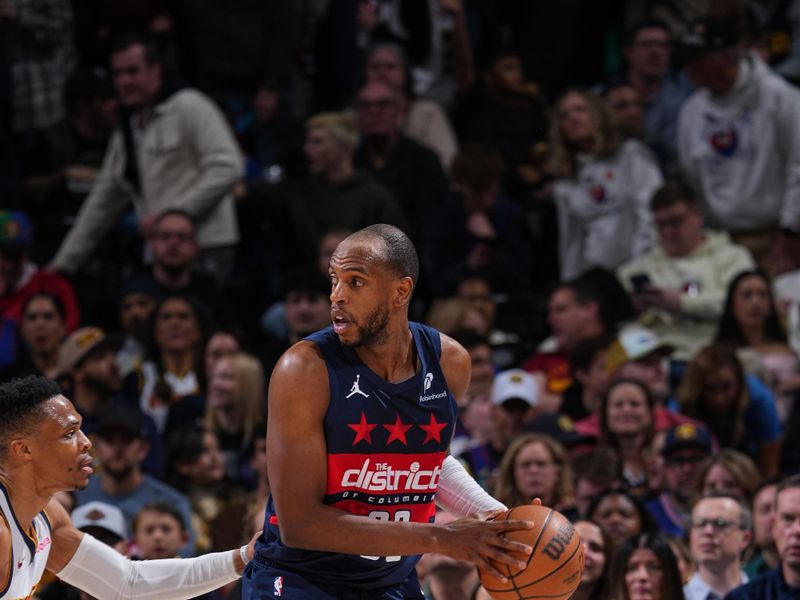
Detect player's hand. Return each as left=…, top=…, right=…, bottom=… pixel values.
left=246, top=530, right=260, bottom=561
left=434, top=513, right=534, bottom=582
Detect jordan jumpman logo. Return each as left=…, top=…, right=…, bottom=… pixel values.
left=346, top=374, right=369, bottom=398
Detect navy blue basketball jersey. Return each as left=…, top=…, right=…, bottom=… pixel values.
left=254, top=322, right=456, bottom=589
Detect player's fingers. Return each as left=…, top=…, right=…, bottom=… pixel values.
left=476, top=557, right=509, bottom=583
left=530, top=497, right=543, bottom=506
left=488, top=536, right=533, bottom=557
left=481, top=544, right=529, bottom=569
left=493, top=518, right=535, bottom=532
left=477, top=508, right=506, bottom=521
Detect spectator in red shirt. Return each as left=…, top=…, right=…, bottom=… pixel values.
left=0, top=210, right=79, bottom=369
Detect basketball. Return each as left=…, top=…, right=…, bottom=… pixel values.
left=478, top=504, right=584, bottom=600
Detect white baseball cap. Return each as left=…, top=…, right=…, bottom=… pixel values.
left=71, top=501, right=127, bottom=541
left=605, top=325, right=674, bottom=374
left=491, top=369, right=539, bottom=407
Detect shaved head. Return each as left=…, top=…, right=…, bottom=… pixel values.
left=346, top=224, right=418, bottom=287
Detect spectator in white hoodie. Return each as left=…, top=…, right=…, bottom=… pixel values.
left=550, top=88, right=662, bottom=280
left=676, top=17, right=800, bottom=276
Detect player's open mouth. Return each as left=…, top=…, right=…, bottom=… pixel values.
left=79, top=457, right=94, bottom=474
left=332, top=312, right=351, bottom=333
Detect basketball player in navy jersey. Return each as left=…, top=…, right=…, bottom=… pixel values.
left=0, top=375, right=255, bottom=600
left=244, top=224, right=535, bottom=599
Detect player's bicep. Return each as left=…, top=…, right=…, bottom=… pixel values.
left=267, top=343, right=331, bottom=528
left=438, top=333, right=471, bottom=402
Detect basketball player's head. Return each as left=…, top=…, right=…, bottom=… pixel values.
left=329, top=224, right=418, bottom=347
left=0, top=375, right=93, bottom=490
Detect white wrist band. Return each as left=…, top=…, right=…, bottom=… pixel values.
left=240, top=545, right=250, bottom=566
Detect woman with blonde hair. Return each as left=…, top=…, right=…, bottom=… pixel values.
left=550, top=88, right=661, bottom=279
left=205, top=351, right=267, bottom=488
left=493, top=433, right=575, bottom=517
left=676, top=344, right=781, bottom=476
left=697, top=448, right=760, bottom=503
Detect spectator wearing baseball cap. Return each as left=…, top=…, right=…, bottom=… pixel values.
left=677, top=15, right=800, bottom=276
left=0, top=210, right=80, bottom=369
left=37, top=501, right=129, bottom=600
left=456, top=369, right=540, bottom=493
left=674, top=17, right=739, bottom=67
left=646, top=423, right=715, bottom=537
left=574, top=325, right=698, bottom=439
left=71, top=500, right=128, bottom=550
left=55, top=326, right=165, bottom=480
left=74, top=402, right=197, bottom=557
left=491, top=368, right=540, bottom=435
left=606, top=325, right=674, bottom=393
left=524, top=412, right=592, bottom=453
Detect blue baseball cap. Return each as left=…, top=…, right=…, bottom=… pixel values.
left=663, top=423, right=714, bottom=457
left=0, top=211, right=32, bottom=249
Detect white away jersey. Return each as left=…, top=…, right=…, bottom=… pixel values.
left=0, top=483, right=52, bottom=600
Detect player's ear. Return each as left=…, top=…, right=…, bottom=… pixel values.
left=394, top=277, right=414, bottom=306
left=9, top=438, right=33, bottom=461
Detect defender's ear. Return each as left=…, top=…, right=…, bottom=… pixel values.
left=9, top=438, right=33, bottom=461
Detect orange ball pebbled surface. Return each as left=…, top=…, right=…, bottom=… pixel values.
left=478, top=504, right=585, bottom=599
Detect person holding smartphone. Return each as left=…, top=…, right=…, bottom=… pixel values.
left=617, top=180, right=754, bottom=363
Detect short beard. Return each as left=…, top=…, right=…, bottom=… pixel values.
left=86, top=374, right=120, bottom=396
left=346, top=305, right=390, bottom=348
left=105, top=464, right=134, bottom=482
left=158, top=260, right=189, bottom=280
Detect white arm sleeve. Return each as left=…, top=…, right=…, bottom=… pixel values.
left=56, top=534, right=240, bottom=600
left=436, top=455, right=506, bottom=517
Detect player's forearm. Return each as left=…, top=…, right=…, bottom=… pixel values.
left=56, top=534, right=241, bottom=600
left=276, top=503, right=445, bottom=557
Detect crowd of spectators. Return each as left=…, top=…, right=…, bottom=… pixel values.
left=4, top=0, right=800, bottom=598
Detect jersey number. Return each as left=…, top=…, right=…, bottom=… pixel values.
left=361, top=510, right=411, bottom=562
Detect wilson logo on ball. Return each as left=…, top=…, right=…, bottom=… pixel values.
left=541, top=522, right=575, bottom=561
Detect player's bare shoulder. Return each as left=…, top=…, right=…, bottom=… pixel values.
left=273, top=340, right=326, bottom=377
left=269, top=340, right=330, bottom=414
left=438, top=332, right=471, bottom=400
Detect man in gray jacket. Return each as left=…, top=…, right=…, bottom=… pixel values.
left=52, top=34, right=242, bottom=281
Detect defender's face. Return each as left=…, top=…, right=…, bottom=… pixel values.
left=28, top=396, right=93, bottom=493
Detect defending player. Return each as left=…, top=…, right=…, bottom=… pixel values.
left=0, top=375, right=254, bottom=600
